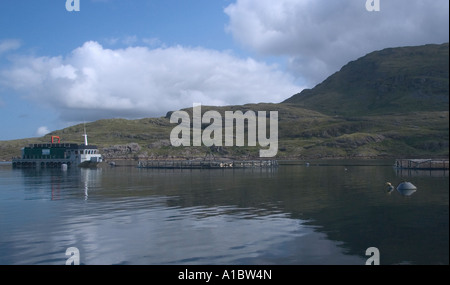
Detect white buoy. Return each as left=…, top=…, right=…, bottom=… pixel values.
left=397, top=182, right=417, bottom=196
left=397, top=182, right=417, bottom=190
left=61, top=163, right=68, bottom=171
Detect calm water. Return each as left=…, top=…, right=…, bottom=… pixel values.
left=0, top=160, right=448, bottom=265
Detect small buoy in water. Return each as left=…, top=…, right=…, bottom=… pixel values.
left=61, top=163, right=68, bottom=171
left=397, top=182, right=417, bottom=196
left=385, top=182, right=394, bottom=193
left=306, top=162, right=310, bottom=167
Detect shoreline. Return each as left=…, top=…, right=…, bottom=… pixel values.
left=2, top=155, right=449, bottom=164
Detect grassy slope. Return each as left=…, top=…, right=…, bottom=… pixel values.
left=1, top=104, right=448, bottom=161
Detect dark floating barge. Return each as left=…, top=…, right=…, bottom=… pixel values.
left=12, top=135, right=103, bottom=169
left=137, top=159, right=278, bottom=169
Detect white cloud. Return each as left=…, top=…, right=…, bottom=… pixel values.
left=1, top=41, right=301, bottom=122
left=225, top=0, right=449, bottom=85
left=122, top=35, right=138, bottom=46
left=0, top=39, right=21, bottom=55
left=103, top=37, right=164, bottom=48
left=142, top=37, right=164, bottom=48
left=36, top=126, right=50, bottom=137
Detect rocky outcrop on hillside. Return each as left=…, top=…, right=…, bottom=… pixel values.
left=102, top=143, right=142, bottom=159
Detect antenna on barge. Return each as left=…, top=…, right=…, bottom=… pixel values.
left=83, top=123, right=88, bottom=146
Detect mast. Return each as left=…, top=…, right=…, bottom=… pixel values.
left=83, top=123, right=88, bottom=146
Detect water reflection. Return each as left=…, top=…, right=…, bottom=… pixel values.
left=80, top=168, right=102, bottom=200
left=57, top=203, right=366, bottom=265
left=397, top=188, right=417, bottom=196
left=15, top=167, right=102, bottom=200
left=0, top=161, right=448, bottom=265
left=396, top=167, right=448, bottom=178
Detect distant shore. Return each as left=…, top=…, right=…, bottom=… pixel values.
left=87, top=156, right=449, bottom=167
left=2, top=154, right=448, bottom=164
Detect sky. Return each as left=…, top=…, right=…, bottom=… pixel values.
left=0, top=0, right=448, bottom=140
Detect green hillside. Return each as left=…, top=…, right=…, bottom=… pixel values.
left=1, top=105, right=447, bottom=161
left=1, top=44, right=448, bottom=161
left=283, top=43, right=449, bottom=116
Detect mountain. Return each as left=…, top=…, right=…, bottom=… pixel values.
left=283, top=43, right=449, bottom=116
left=1, top=44, right=448, bottom=161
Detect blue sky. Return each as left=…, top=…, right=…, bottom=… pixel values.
left=0, top=0, right=448, bottom=140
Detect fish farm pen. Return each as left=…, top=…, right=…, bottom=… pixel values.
left=395, top=159, right=449, bottom=170
left=137, top=160, right=278, bottom=169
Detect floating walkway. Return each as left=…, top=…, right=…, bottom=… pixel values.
left=395, top=159, right=449, bottom=170
left=12, top=158, right=73, bottom=168
left=137, top=160, right=278, bottom=169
